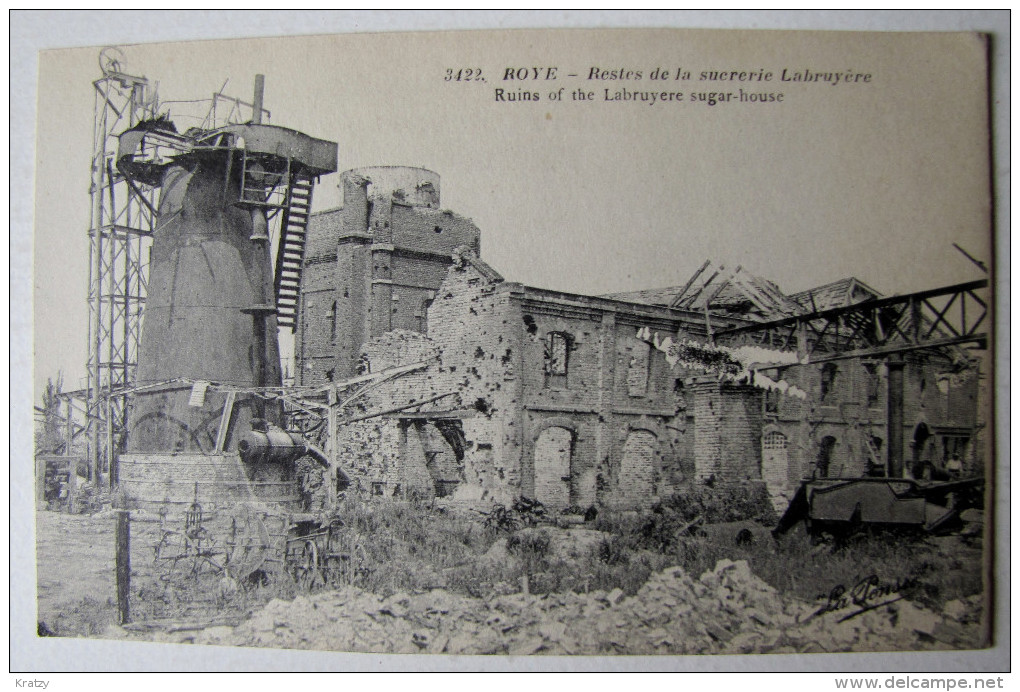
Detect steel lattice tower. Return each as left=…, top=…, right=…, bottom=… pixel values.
left=85, top=49, right=157, bottom=486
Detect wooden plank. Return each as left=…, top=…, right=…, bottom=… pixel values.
left=214, top=391, right=236, bottom=453
left=115, top=510, right=131, bottom=624
left=383, top=409, right=477, bottom=420
left=669, top=259, right=712, bottom=309
left=326, top=387, right=338, bottom=508
left=729, top=270, right=774, bottom=313
left=67, top=459, right=78, bottom=514
left=690, top=265, right=724, bottom=310
left=341, top=392, right=457, bottom=425
left=704, top=265, right=740, bottom=306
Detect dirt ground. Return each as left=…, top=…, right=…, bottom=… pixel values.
left=38, top=507, right=988, bottom=656
left=35, top=510, right=166, bottom=634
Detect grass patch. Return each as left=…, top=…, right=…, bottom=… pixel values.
left=42, top=596, right=117, bottom=637
left=333, top=494, right=499, bottom=595
left=72, top=489, right=980, bottom=632
left=297, top=494, right=983, bottom=608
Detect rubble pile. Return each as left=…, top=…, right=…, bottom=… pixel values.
left=186, top=559, right=982, bottom=655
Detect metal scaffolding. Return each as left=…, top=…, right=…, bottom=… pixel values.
left=712, top=277, right=989, bottom=478
left=85, top=49, right=157, bottom=487
left=84, top=49, right=281, bottom=488
left=713, top=279, right=989, bottom=363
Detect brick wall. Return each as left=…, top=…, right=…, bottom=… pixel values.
left=361, top=329, right=440, bottom=372
left=298, top=168, right=481, bottom=382
left=334, top=256, right=524, bottom=506
left=317, top=226, right=986, bottom=510
left=520, top=310, right=603, bottom=413
left=332, top=330, right=453, bottom=496
left=391, top=205, right=481, bottom=257
left=335, top=419, right=403, bottom=492
left=399, top=422, right=440, bottom=498
left=754, top=351, right=982, bottom=491
left=426, top=256, right=522, bottom=505
left=118, top=453, right=300, bottom=511
left=332, top=241, right=371, bottom=380
left=533, top=425, right=572, bottom=508
left=515, top=303, right=605, bottom=508
left=661, top=412, right=695, bottom=494
left=690, top=377, right=763, bottom=482
left=616, top=429, right=658, bottom=508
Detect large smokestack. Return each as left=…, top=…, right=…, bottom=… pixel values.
left=115, top=111, right=336, bottom=509
left=252, top=74, right=265, bottom=124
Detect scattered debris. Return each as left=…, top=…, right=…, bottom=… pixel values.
left=132, top=559, right=983, bottom=655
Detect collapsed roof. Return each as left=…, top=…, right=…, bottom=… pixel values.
left=604, top=260, right=851, bottom=322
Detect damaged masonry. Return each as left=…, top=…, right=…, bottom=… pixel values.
left=293, top=174, right=988, bottom=520
left=34, top=46, right=992, bottom=655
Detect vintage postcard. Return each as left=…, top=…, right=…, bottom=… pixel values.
left=19, top=17, right=1005, bottom=671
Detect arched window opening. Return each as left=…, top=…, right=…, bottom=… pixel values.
left=863, top=362, right=881, bottom=407
left=626, top=340, right=651, bottom=397
left=816, top=436, right=837, bottom=477
left=544, top=332, right=571, bottom=386
left=762, top=430, right=789, bottom=486
left=820, top=363, right=839, bottom=402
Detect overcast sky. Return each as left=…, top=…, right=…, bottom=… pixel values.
left=22, top=13, right=1001, bottom=403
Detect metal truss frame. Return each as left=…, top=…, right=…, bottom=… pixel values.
left=713, top=279, right=989, bottom=363
left=85, top=66, right=157, bottom=486
left=84, top=55, right=282, bottom=488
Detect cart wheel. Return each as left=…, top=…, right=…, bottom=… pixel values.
left=293, top=539, right=322, bottom=591
left=225, top=504, right=271, bottom=582
left=322, top=522, right=345, bottom=586
left=356, top=543, right=369, bottom=570
left=342, top=543, right=369, bottom=587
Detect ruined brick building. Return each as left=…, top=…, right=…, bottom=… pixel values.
left=296, top=166, right=481, bottom=384
left=295, top=169, right=985, bottom=511
left=607, top=272, right=984, bottom=506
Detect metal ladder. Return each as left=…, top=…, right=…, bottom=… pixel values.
left=274, top=175, right=314, bottom=330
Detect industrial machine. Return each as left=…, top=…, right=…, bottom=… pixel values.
left=113, top=75, right=339, bottom=510
left=773, top=475, right=984, bottom=536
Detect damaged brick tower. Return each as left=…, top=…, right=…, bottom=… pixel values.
left=296, top=167, right=481, bottom=384
left=115, top=78, right=338, bottom=510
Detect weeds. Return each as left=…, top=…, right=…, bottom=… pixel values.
left=483, top=497, right=548, bottom=532
left=330, top=493, right=499, bottom=595
left=42, top=596, right=117, bottom=637
left=506, top=529, right=551, bottom=562
left=655, top=482, right=777, bottom=525
left=49, top=488, right=978, bottom=635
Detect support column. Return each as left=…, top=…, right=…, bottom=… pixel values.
left=370, top=242, right=395, bottom=338
left=244, top=206, right=273, bottom=420
left=327, top=386, right=338, bottom=508
left=886, top=356, right=905, bottom=478
left=115, top=509, right=131, bottom=624
left=590, top=311, right=616, bottom=507
left=690, top=376, right=722, bottom=480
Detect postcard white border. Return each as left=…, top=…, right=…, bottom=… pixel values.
left=10, top=10, right=1011, bottom=673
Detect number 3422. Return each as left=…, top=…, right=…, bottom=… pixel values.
left=445, top=68, right=485, bottom=82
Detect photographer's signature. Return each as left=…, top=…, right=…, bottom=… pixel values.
left=816, top=574, right=921, bottom=623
